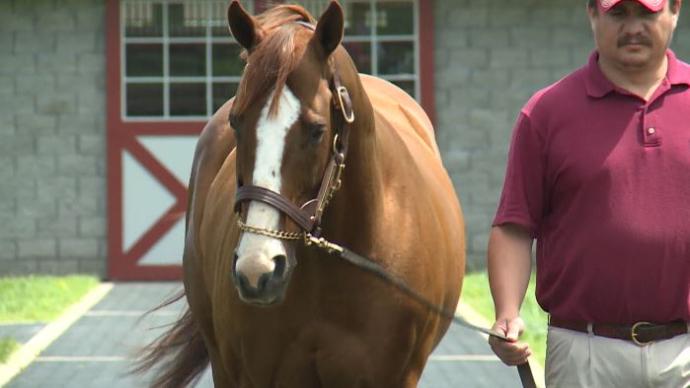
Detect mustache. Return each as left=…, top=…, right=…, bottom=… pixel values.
left=618, top=35, right=652, bottom=47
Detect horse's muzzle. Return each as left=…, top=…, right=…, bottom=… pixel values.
left=232, top=252, right=289, bottom=305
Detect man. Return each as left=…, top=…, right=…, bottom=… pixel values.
left=487, top=0, right=689, bottom=386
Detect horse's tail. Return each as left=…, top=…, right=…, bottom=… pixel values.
left=131, top=290, right=209, bottom=388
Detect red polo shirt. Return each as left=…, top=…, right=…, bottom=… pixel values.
left=494, top=50, right=690, bottom=324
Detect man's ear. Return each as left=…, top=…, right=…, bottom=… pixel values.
left=670, top=0, right=682, bottom=28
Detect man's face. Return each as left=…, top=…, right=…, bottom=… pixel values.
left=588, top=1, right=680, bottom=71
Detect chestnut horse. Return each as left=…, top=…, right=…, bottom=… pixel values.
left=138, top=1, right=465, bottom=387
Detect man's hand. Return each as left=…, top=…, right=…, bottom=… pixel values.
left=488, top=316, right=531, bottom=366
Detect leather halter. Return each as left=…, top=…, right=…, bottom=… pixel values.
left=233, top=21, right=355, bottom=239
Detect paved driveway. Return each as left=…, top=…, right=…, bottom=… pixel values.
left=6, top=283, right=524, bottom=387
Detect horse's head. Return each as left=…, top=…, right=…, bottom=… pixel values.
left=227, top=1, right=352, bottom=305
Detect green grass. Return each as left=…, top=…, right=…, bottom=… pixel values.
left=0, top=337, right=20, bottom=363
left=0, top=275, right=99, bottom=323
left=460, top=271, right=548, bottom=367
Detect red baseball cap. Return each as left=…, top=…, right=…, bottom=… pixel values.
left=599, top=0, right=666, bottom=12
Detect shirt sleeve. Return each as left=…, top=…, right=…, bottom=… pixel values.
left=492, top=111, right=546, bottom=238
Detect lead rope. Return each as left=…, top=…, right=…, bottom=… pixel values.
left=303, top=235, right=537, bottom=388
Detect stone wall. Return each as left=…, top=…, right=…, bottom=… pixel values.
left=434, top=0, right=690, bottom=270
left=3, top=0, right=690, bottom=276
left=0, top=0, right=106, bottom=276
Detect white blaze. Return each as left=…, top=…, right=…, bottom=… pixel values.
left=236, top=87, right=300, bottom=288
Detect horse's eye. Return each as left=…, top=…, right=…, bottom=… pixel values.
left=308, top=123, right=326, bottom=144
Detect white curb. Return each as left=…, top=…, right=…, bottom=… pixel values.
left=456, top=301, right=546, bottom=388
left=0, top=283, right=114, bottom=387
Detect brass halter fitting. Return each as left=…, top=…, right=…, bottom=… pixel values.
left=236, top=218, right=304, bottom=241
left=336, top=86, right=355, bottom=124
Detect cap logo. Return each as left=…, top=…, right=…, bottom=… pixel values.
left=600, top=0, right=664, bottom=9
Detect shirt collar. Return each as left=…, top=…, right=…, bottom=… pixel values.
left=585, top=49, right=690, bottom=99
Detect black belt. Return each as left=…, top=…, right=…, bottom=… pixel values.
left=549, top=318, right=689, bottom=346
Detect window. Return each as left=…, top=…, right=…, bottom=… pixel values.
left=121, top=0, right=419, bottom=120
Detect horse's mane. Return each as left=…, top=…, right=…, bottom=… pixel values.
left=234, top=5, right=317, bottom=117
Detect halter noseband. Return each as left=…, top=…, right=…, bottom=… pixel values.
left=233, top=21, right=355, bottom=240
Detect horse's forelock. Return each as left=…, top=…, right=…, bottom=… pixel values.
left=233, top=5, right=317, bottom=118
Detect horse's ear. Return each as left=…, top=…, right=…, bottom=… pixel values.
left=227, top=0, right=262, bottom=51
left=313, top=1, right=344, bottom=57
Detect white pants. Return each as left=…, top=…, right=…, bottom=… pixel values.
left=545, top=326, right=690, bottom=388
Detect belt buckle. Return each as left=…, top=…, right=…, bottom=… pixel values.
left=631, top=321, right=653, bottom=346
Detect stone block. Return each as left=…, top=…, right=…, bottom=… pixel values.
left=510, top=27, right=553, bottom=48
left=530, top=48, right=571, bottom=68
left=435, top=32, right=469, bottom=50
left=0, top=134, right=35, bottom=156
left=37, top=216, right=78, bottom=238
left=552, top=28, right=591, bottom=47
left=488, top=7, right=529, bottom=28
left=56, top=31, right=98, bottom=54
left=0, top=156, right=15, bottom=180
left=36, top=9, right=78, bottom=32
left=434, top=66, right=471, bottom=89
left=18, top=238, right=56, bottom=258
left=77, top=53, right=104, bottom=73
left=18, top=196, right=56, bottom=218
left=57, top=114, right=101, bottom=133
left=0, top=240, right=17, bottom=260
left=17, top=155, right=56, bottom=177
left=2, top=5, right=36, bottom=32
left=78, top=259, right=105, bottom=276
left=0, top=33, right=13, bottom=55
left=16, top=114, right=58, bottom=133
left=0, top=260, right=38, bottom=276
left=37, top=52, right=78, bottom=74
left=58, top=154, right=98, bottom=176
left=75, top=5, right=104, bottom=32
left=0, top=176, right=35, bottom=202
left=468, top=28, right=510, bottom=49
left=37, top=134, right=77, bottom=154
left=16, top=74, right=55, bottom=94
left=14, top=31, right=56, bottom=54
left=490, top=48, right=529, bottom=68
left=470, top=232, right=490, bottom=254
left=78, top=134, right=104, bottom=155
left=448, top=48, right=489, bottom=68
left=0, top=54, right=36, bottom=75
left=440, top=150, right=472, bottom=173
left=39, top=259, right=80, bottom=275
left=0, top=94, right=35, bottom=115
left=510, top=69, right=555, bottom=93
left=58, top=195, right=99, bottom=217
left=37, top=177, right=78, bottom=202
left=77, top=91, right=106, bottom=115
left=37, top=92, right=78, bottom=115
left=78, top=216, right=105, bottom=238
left=78, top=177, right=105, bottom=198
left=447, top=6, right=488, bottom=28
left=59, top=238, right=99, bottom=258
left=530, top=7, right=572, bottom=27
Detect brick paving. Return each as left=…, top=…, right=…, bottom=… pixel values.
left=6, top=283, right=522, bottom=387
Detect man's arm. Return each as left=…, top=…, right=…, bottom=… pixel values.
left=487, top=223, right=533, bottom=365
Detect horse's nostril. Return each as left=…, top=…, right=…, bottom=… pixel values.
left=232, top=252, right=239, bottom=273
left=257, top=273, right=270, bottom=292
left=273, top=255, right=286, bottom=278
left=236, top=272, right=249, bottom=290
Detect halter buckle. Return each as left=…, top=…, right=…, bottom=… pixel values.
left=336, top=86, right=355, bottom=124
